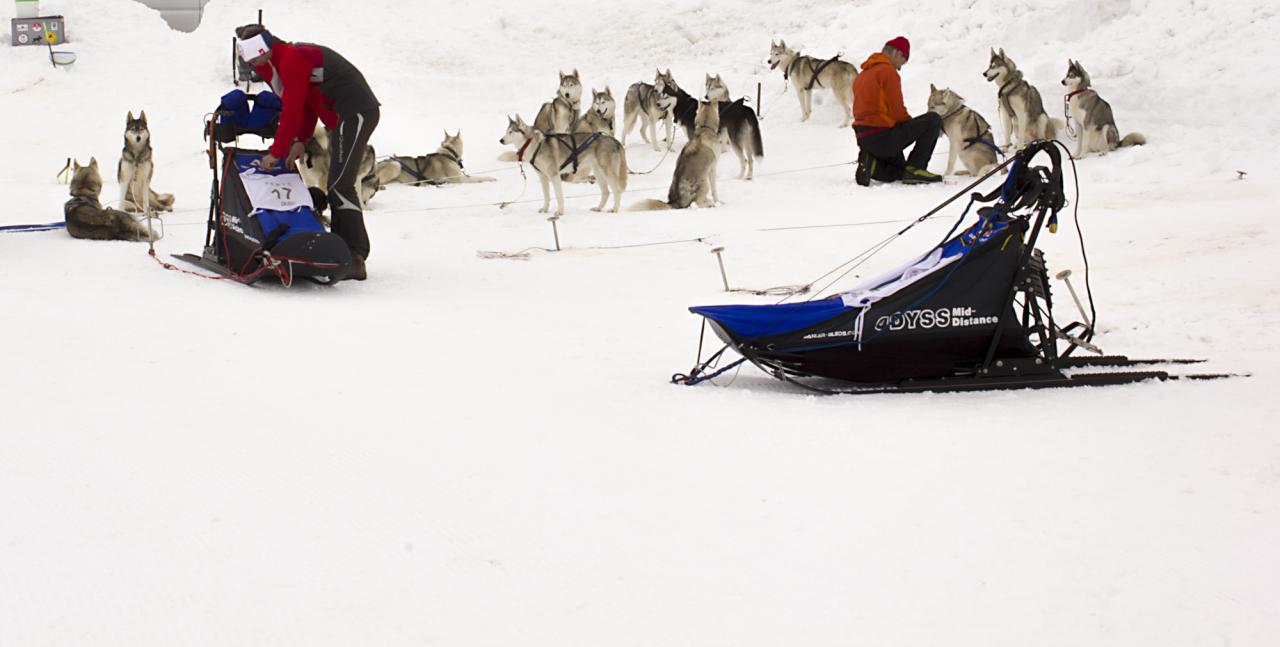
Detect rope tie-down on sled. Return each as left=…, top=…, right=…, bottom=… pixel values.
left=674, top=140, right=1247, bottom=394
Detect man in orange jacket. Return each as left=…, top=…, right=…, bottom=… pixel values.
left=852, top=36, right=942, bottom=186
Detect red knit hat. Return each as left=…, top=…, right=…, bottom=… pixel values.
left=885, top=36, right=910, bottom=61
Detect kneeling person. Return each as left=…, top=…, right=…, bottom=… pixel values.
left=852, top=36, right=942, bottom=186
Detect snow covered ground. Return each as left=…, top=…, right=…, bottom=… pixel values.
left=2, top=1, right=1278, bottom=645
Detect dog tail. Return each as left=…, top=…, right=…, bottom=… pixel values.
left=1120, top=132, right=1146, bottom=147
left=151, top=191, right=175, bottom=211
left=617, top=146, right=629, bottom=191
left=749, top=110, right=764, bottom=158
left=627, top=198, right=671, bottom=212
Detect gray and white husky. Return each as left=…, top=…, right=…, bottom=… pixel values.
left=983, top=49, right=1060, bottom=149
left=1061, top=59, right=1146, bottom=158
left=704, top=74, right=731, bottom=102
left=927, top=85, right=999, bottom=176
left=501, top=115, right=629, bottom=215
left=374, top=131, right=495, bottom=186
left=575, top=87, right=616, bottom=136
left=117, top=111, right=174, bottom=215
left=532, top=70, right=585, bottom=134
left=66, top=158, right=158, bottom=241
left=767, top=39, right=856, bottom=125
left=622, top=69, right=679, bottom=151
left=631, top=101, right=721, bottom=210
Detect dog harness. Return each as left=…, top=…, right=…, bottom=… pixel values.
left=786, top=54, right=843, bottom=91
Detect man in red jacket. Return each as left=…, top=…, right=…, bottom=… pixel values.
left=852, top=36, right=942, bottom=186
left=236, top=25, right=380, bottom=280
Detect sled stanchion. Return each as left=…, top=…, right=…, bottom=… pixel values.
left=711, top=246, right=730, bottom=291
left=1056, top=269, right=1093, bottom=330
left=548, top=215, right=561, bottom=251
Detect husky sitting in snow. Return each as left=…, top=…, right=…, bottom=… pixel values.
left=630, top=101, right=721, bottom=210
left=533, top=70, right=583, bottom=134
left=117, top=111, right=174, bottom=215
left=1061, top=59, right=1146, bottom=159
left=983, top=49, right=1060, bottom=150
left=928, top=85, right=999, bottom=176
left=666, top=84, right=764, bottom=180
left=65, top=158, right=159, bottom=241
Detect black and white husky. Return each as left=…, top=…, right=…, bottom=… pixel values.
left=666, top=84, right=764, bottom=180
left=117, top=111, right=174, bottom=214
left=1061, top=59, right=1146, bottom=158
left=983, top=49, right=1060, bottom=150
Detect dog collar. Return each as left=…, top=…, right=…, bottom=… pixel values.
left=517, top=138, right=533, bottom=162
left=1065, top=89, right=1090, bottom=100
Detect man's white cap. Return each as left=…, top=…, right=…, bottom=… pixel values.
left=237, top=34, right=270, bottom=61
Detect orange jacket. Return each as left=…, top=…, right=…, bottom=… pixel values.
left=852, top=53, right=911, bottom=135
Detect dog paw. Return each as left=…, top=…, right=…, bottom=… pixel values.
left=590, top=207, right=602, bottom=212
left=537, top=207, right=549, bottom=213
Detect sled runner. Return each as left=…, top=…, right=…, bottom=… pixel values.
left=676, top=141, right=1237, bottom=393
left=175, top=91, right=351, bottom=286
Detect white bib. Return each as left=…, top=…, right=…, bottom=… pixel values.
left=239, top=169, right=314, bottom=213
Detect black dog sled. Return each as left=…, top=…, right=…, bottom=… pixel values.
left=174, top=90, right=351, bottom=286
left=675, top=141, right=1234, bottom=394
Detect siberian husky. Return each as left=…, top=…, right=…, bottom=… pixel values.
left=622, top=69, right=679, bottom=151
left=667, top=85, right=764, bottom=180
left=66, top=158, right=158, bottom=241
left=1061, top=59, right=1146, bottom=158
left=927, top=85, right=999, bottom=176
left=117, top=111, right=174, bottom=215
left=374, top=131, right=496, bottom=186
left=575, top=87, right=616, bottom=136
left=983, top=49, right=1060, bottom=150
left=704, top=74, right=731, bottom=102
left=631, top=101, right=721, bottom=210
left=500, top=115, right=629, bottom=215
left=767, top=40, right=856, bottom=125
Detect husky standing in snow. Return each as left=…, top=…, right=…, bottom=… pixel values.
left=631, top=100, right=721, bottom=210
left=575, top=87, right=616, bottom=136
left=117, top=111, right=174, bottom=215
left=927, top=85, right=999, bottom=176
left=1061, top=59, right=1146, bottom=159
left=501, top=115, right=628, bottom=215
left=66, top=158, right=159, bottom=241
left=669, top=83, right=764, bottom=180
left=374, top=131, right=495, bottom=186
left=767, top=39, right=857, bottom=125
left=533, top=70, right=584, bottom=134
left=622, top=69, right=680, bottom=151
left=983, top=49, right=1060, bottom=150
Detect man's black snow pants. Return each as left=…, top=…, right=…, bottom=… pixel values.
left=856, top=112, right=944, bottom=179
left=328, top=108, right=379, bottom=259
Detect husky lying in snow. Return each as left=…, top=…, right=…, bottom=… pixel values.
left=1061, top=59, right=1146, bottom=158
left=66, top=158, right=158, bottom=241
left=984, top=48, right=1061, bottom=150
left=622, top=69, right=679, bottom=151
left=767, top=39, right=856, bottom=125
left=928, top=85, right=999, bottom=176
left=117, top=111, right=175, bottom=215
left=501, top=115, right=629, bottom=215
left=374, top=131, right=495, bottom=186
left=666, top=84, right=764, bottom=180
left=630, top=101, right=721, bottom=210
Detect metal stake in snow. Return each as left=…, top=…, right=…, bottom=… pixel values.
left=1056, top=269, right=1092, bottom=330
left=711, top=246, right=730, bottom=291
left=547, top=215, right=561, bottom=251
left=756, top=82, right=762, bottom=119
